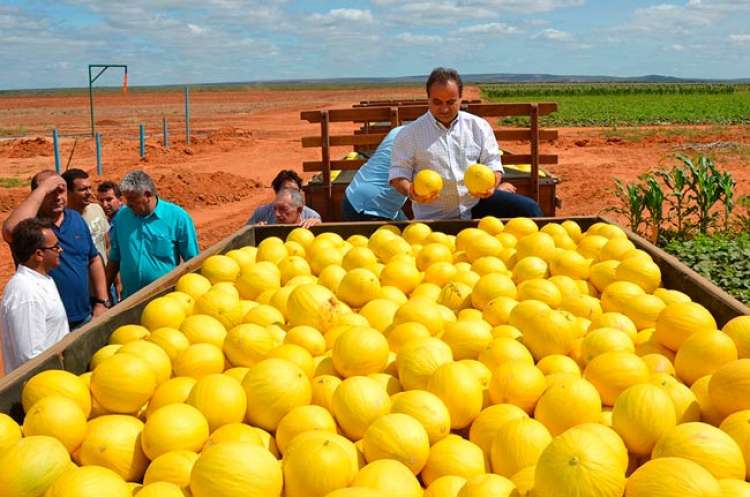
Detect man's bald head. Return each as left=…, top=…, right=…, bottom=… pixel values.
left=31, top=170, right=60, bottom=191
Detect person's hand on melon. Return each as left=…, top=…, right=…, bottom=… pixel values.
left=411, top=170, right=443, bottom=204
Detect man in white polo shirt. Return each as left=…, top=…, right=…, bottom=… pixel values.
left=389, top=67, right=543, bottom=220
left=1, top=218, right=69, bottom=373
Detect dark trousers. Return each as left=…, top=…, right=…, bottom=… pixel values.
left=341, top=195, right=408, bottom=222
left=471, top=190, right=544, bottom=218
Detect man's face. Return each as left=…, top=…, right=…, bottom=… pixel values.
left=38, top=177, right=67, bottom=218
left=428, top=80, right=461, bottom=125
left=123, top=190, right=153, bottom=217
left=38, top=229, right=62, bottom=270
left=97, top=188, right=122, bottom=219
left=274, top=198, right=302, bottom=224
left=69, top=177, right=94, bottom=209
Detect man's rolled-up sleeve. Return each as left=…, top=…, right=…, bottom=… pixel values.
left=479, top=121, right=503, bottom=173
left=389, top=131, right=415, bottom=182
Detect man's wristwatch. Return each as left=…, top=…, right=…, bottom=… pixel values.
left=92, top=297, right=113, bottom=309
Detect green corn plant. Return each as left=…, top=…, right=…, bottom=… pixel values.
left=655, top=164, right=692, bottom=238
left=736, top=195, right=750, bottom=233
left=605, top=178, right=646, bottom=236
left=679, top=154, right=724, bottom=234
left=642, top=175, right=665, bottom=244
left=719, top=171, right=736, bottom=231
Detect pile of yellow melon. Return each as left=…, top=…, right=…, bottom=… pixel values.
left=3, top=217, right=750, bottom=497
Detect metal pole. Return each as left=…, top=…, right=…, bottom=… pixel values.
left=52, top=129, right=61, bottom=173
left=95, top=133, right=103, bottom=176
left=88, top=66, right=95, bottom=137
left=139, top=123, right=145, bottom=159
left=184, top=87, right=190, bottom=145
left=162, top=117, right=169, bottom=147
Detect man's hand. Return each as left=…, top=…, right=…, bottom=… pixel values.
left=92, top=302, right=107, bottom=317
left=299, top=218, right=321, bottom=229
left=408, top=184, right=439, bottom=204
left=39, top=175, right=66, bottom=195
left=476, top=171, right=505, bottom=199
left=498, top=182, right=517, bottom=193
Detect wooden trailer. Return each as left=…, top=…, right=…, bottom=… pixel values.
left=301, top=102, right=561, bottom=221
left=1, top=216, right=748, bottom=420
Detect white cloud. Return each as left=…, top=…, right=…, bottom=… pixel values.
left=187, top=23, right=206, bottom=34
left=310, top=8, right=374, bottom=25
left=456, top=0, right=585, bottom=13
left=533, top=28, right=573, bottom=41
left=671, top=43, right=686, bottom=51
left=458, top=22, right=518, bottom=35
left=730, top=34, right=750, bottom=44
left=396, top=32, right=444, bottom=44
left=620, top=1, right=750, bottom=36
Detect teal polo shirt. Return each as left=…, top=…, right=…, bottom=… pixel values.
left=109, top=198, right=199, bottom=298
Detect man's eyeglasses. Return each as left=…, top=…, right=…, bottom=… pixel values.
left=39, top=244, right=63, bottom=253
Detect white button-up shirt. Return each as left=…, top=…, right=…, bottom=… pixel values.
left=389, top=110, right=502, bottom=220
left=1, top=265, right=69, bottom=374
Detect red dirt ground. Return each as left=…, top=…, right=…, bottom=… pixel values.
left=1, top=85, right=748, bottom=302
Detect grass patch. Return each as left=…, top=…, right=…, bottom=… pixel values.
left=0, top=177, right=26, bottom=188
left=0, top=126, right=26, bottom=137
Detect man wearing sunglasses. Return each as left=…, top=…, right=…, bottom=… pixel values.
left=1, top=218, right=69, bottom=373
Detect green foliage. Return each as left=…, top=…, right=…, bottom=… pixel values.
left=664, top=233, right=750, bottom=305
left=480, top=83, right=750, bottom=126
left=0, top=177, right=26, bottom=188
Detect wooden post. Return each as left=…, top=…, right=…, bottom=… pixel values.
left=390, top=107, right=399, bottom=128
left=321, top=111, right=331, bottom=220
left=530, top=104, right=540, bottom=204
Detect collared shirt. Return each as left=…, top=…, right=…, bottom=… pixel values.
left=345, top=126, right=408, bottom=220
left=109, top=198, right=199, bottom=298
left=246, top=203, right=321, bottom=225
left=389, top=110, right=502, bottom=220
left=82, top=203, right=110, bottom=264
left=50, top=208, right=99, bottom=323
left=1, top=265, right=69, bottom=374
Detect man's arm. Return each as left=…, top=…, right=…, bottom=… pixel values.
left=177, top=213, right=200, bottom=261
left=89, top=256, right=109, bottom=316
left=105, top=259, right=120, bottom=291
left=2, top=175, right=65, bottom=242
left=387, top=129, right=435, bottom=204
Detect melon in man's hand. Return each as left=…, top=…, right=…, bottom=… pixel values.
left=465, top=163, right=496, bottom=196
left=414, top=170, right=443, bottom=198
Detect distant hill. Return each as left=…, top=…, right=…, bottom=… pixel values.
left=2, top=73, right=749, bottom=95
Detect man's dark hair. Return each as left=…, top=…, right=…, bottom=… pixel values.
left=271, top=170, right=304, bottom=193
left=97, top=180, right=121, bottom=197
left=30, top=170, right=58, bottom=191
left=10, top=218, right=52, bottom=263
left=61, top=168, right=89, bottom=190
left=426, top=67, right=463, bottom=96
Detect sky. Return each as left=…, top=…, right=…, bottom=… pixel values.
left=1, top=0, right=749, bottom=90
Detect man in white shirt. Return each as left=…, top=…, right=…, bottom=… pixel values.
left=1, top=218, right=69, bottom=373
left=389, top=67, right=543, bottom=220
left=62, top=168, right=110, bottom=263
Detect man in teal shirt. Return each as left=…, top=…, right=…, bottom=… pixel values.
left=106, top=170, right=199, bottom=299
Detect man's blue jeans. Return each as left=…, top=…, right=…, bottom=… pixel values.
left=471, top=190, right=544, bottom=219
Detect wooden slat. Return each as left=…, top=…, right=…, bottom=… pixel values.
left=530, top=104, right=540, bottom=203
left=301, top=108, right=392, bottom=123
left=502, top=154, right=558, bottom=166
left=466, top=102, right=558, bottom=117
left=497, top=129, right=557, bottom=142
left=302, top=133, right=388, bottom=148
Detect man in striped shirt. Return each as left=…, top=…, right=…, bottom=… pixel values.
left=389, top=67, right=543, bottom=220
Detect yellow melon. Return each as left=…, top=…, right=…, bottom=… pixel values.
left=275, top=405, right=337, bottom=454
left=207, top=423, right=264, bottom=447
left=179, top=314, right=227, bottom=348
left=536, top=354, right=581, bottom=376
left=22, top=369, right=92, bottom=417
left=403, top=223, right=433, bottom=245
left=718, top=479, right=750, bottom=497
left=147, top=327, right=190, bottom=362
left=457, top=474, right=515, bottom=497
left=464, top=163, right=496, bottom=196
left=223, top=323, right=274, bottom=368
left=650, top=373, right=701, bottom=423
left=655, top=301, right=717, bottom=351
left=0, top=435, right=70, bottom=497
left=414, top=170, right=444, bottom=197
left=353, top=459, right=423, bottom=497
left=724, top=316, right=750, bottom=358
left=692, top=375, right=726, bottom=426
left=0, top=413, right=21, bottom=454
left=235, top=261, right=281, bottom=300
left=117, top=339, right=172, bottom=386
left=709, top=359, right=750, bottom=417
left=241, top=358, right=311, bottom=431
left=490, top=417, right=551, bottom=477
left=201, top=255, right=241, bottom=284
left=516, top=309, right=575, bottom=360
left=482, top=297, right=518, bottom=326
left=332, top=376, right=391, bottom=440
left=190, top=441, right=282, bottom=497
left=90, top=344, right=123, bottom=370
left=143, top=450, right=198, bottom=490
left=175, top=273, right=212, bottom=301
left=614, top=257, right=661, bottom=293
left=583, top=352, right=649, bottom=406
left=77, top=415, right=148, bottom=482
left=362, top=413, right=430, bottom=474
left=142, top=403, right=209, bottom=460
left=720, top=410, right=750, bottom=480
left=589, top=260, right=620, bottom=293
left=428, top=362, right=484, bottom=429
left=145, top=376, right=196, bottom=417
left=442, top=320, right=493, bottom=360
left=91, top=353, right=156, bottom=414
left=488, top=361, right=547, bottom=414
left=598, top=237, right=635, bottom=261
left=22, top=395, right=86, bottom=454
left=580, top=328, right=634, bottom=364
left=422, top=435, right=486, bottom=486
left=380, top=261, right=421, bottom=294
left=141, top=296, right=187, bottom=331
left=285, top=325, right=326, bottom=356
left=286, top=284, right=344, bottom=332
left=625, top=457, right=721, bottom=497
left=390, top=390, right=451, bottom=445
left=469, top=404, right=528, bottom=457
left=534, top=377, right=602, bottom=436
left=284, top=432, right=358, bottom=497
left=478, top=337, right=534, bottom=371
left=641, top=353, right=676, bottom=376
left=511, top=256, right=548, bottom=282
left=675, top=330, right=737, bottom=386
left=44, top=465, right=130, bottom=497
left=385, top=322, right=431, bottom=353
left=652, top=422, right=745, bottom=480
left=600, top=281, right=645, bottom=314
left=397, top=337, right=453, bottom=390
left=332, top=327, right=389, bottom=377
left=559, top=294, right=602, bottom=320
left=336, top=268, right=382, bottom=308
left=173, top=343, right=225, bottom=378
left=186, top=373, right=247, bottom=431
left=311, top=374, right=341, bottom=412
left=611, top=383, right=676, bottom=455
left=534, top=426, right=626, bottom=497
left=621, top=294, right=666, bottom=330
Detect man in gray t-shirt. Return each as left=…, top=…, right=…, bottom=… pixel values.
left=246, top=169, right=321, bottom=228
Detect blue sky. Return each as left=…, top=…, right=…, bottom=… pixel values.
left=1, top=0, right=749, bottom=90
